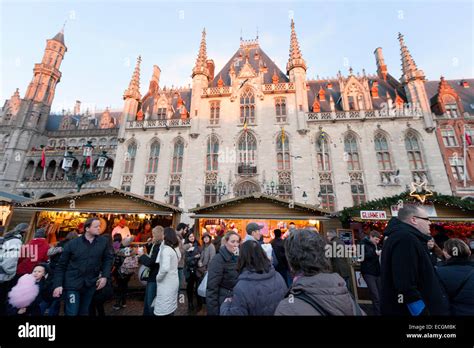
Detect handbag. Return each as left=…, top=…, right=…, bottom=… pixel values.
left=197, top=272, right=208, bottom=298
left=138, top=264, right=150, bottom=285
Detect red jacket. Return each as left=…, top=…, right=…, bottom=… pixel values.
left=16, top=238, right=50, bottom=276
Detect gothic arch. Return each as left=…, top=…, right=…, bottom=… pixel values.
left=234, top=180, right=260, bottom=197
left=342, top=76, right=372, bottom=111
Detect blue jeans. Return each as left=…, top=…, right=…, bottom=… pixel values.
left=143, top=281, right=157, bottom=316
left=65, top=287, right=96, bottom=316
left=39, top=298, right=61, bottom=316
left=178, top=268, right=184, bottom=289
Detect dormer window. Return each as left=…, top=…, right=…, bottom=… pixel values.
left=442, top=95, right=459, bottom=118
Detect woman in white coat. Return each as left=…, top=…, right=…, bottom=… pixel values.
left=153, top=227, right=181, bottom=316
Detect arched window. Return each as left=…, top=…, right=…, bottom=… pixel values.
left=58, top=139, right=66, bottom=148
left=442, top=95, right=458, bottom=118
left=206, top=135, right=219, bottom=171
left=109, top=138, right=118, bottom=149
left=374, top=133, right=392, bottom=170
left=56, top=160, right=65, bottom=180
left=46, top=160, right=56, bottom=180
left=316, top=132, right=330, bottom=171
left=240, top=88, right=255, bottom=124
left=276, top=133, right=290, bottom=170
left=234, top=181, right=260, bottom=197
left=48, top=139, right=56, bottom=148
left=405, top=132, right=424, bottom=170
left=68, top=139, right=76, bottom=147
left=23, top=160, right=34, bottom=181
left=237, top=132, right=257, bottom=174
left=210, top=101, right=220, bottom=125
left=344, top=133, right=361, bottom=170
left=275, top=97, right=287, bottom=123
left=124, top=142, right=137, bottom=173
left=171, top=139, right=184, bottom=173
left=98, top=138, right=107, bottom=149
left=79, top=138, right=86, bottom=147
left=148, top=141, right=160, bottom=173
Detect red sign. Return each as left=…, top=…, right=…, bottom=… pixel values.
left=360, top=210, right=387, bottom=220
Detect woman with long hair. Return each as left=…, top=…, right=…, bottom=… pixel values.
left=153, top=227, right=181, bottom=316
left=220, top=240, right=287, bottom=315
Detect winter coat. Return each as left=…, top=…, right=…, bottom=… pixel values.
left=154, top=244, right=181, bottom=316
left=327, top=237, right=352, bottom=278
left=184, top=242, right=201, bottom=280
left=200, top=243, right=216, bottom=270
left=275, top=272, right=362, bottom=315
left=53, top=235, right=114, bottom=291
left=177, top=234, right=185, bottom=268
left=360, top=237, right=380, bottom=276
left=271, top=238, right=289, bottom=274
left=0, top=233, right=23, bottom=282
left=380, top=218, right=449, bottom=316
left=16, top=238, right=50, bottom=276
left=138, top=242, right=161, bottom=282
left=220, top=267, right=287, bottom=315
left=206, top=245, right=239, bottom=315
left=436, top=259, right=474, bottom=315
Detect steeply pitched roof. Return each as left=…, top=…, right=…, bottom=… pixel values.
left=210, top=44, right=288, bottom=87
left=51, top=31, right=65, bottom=45
left=425, top=78, right=474, bottom=115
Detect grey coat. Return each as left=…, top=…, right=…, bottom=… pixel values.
left=199, top=243, right=216, bottom=270
left=275, top=272, right=363, bottom=315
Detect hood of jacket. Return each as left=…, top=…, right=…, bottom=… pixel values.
left=290, top=272, right=356, bottom=315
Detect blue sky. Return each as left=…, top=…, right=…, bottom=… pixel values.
left=1, top=0, right=473, bottom=112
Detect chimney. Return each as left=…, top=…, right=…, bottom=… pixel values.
left=74, top=100, right=81, bottom=115
left=371, top=81, right=379, bottom=98
left=206, top=59, right=215, bottom=82
left=374, top=47, right=388, bottom=80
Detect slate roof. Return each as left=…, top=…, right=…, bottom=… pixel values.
left=45, top=111, right=121, bottom=131
left=425, top=78, right=474, bottom=115
left=210, top=44, right=289, bottom=87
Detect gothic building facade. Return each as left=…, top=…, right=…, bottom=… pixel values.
left=0, top=30, right=119, bottom=198
left=2, top=22, right=473, bottom=213
left=110, top=21, right=472, bottom=223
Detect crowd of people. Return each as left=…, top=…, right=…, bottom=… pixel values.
left=0, top=204, right=473, bottom=316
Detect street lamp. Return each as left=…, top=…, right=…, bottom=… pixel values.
left=265, top=180, right=277, bottom=195
left=302, top=191, right=308, bottom=204
left=214, top=181, right=227, bottom=201
left=63, top=142, right=108, bottom=192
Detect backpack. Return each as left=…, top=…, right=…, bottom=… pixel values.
left=120, top=255, right=139, bottom=275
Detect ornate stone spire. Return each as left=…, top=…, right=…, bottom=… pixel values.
left=398, top=33, right=425, bottom=83
left=123, top=56, right=142, bottom=100
left=192, top=28, right=209, bottom=78
left=286, top=19, right=307, bottom=74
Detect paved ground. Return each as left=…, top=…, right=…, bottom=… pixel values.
left=103, top=287, right=375, bottom=316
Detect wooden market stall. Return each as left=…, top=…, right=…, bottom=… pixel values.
left=11, top=188, right=182, bottom=242
left=189, top=192, right=333, bottom=242
left=0, top=191, right=31, bottom=235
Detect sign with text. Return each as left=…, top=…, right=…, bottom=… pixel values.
left=360, top=210, right=387, bottom=220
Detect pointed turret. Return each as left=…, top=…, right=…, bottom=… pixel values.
left=192, top=28, right=209, bottom=78
left=123, top=56, right=142, bottom=100
left=52, top=25, right=65, bottom=45
left=398, top=32, right=425, bottom=84
left=286, top=19, right=307, bottom=74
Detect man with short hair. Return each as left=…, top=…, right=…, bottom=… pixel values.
left=245, top=223, right=277, bottom=267
left=360, top=231, right=382, bottom=315
left=53, top=217, right=113, bottom=316
left=381, top=205, right=449, bottom=316
left=0, top=223, right=29, bottom=315
left=326, top=230, right=353, bottom=294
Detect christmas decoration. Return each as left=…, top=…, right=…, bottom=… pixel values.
left=409, top=181, right=433, bottom=203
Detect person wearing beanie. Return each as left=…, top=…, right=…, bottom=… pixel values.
left=16, top=228, right=50, bottom=277
left=0, top=223, right=29, bottom=315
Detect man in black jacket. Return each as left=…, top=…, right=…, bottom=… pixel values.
left=360, top=231, right=382, bottom=315
left=380, top=205, right=449, bottom=316
left=271, top=229, right=290, bottom=286
left=53, top=217, right=114, bottom=316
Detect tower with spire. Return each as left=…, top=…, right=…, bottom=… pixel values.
left=0, top=28, right=67, bottom=191
left=286, top=19, right=309, bottom=132
left=398, top=33, right=432, bottom=123
left=190, top=28, right=210, bottom=136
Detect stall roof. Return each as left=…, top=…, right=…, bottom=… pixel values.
left=15, top=188, right=182, bottom=214
left=189, top=193, right=330, bottom=220
left=0, top=191, right=31, bottom=203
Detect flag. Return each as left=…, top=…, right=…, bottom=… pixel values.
left=243, top=114, right=248, bottom=132
left=281, top=127, right=285, bottom=144
left=41, top=147, right=46, bottom=168
left=466, top=130, right=472, bottom=146
left=86, top=155, right=91, bottom=167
